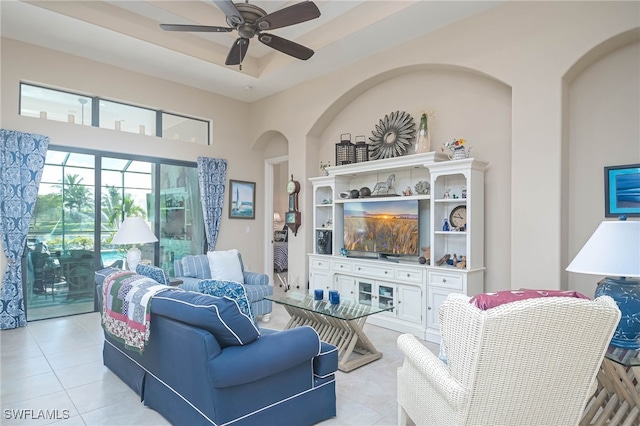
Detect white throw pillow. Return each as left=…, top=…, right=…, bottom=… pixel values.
left=207, top=249, right=244, bottom=284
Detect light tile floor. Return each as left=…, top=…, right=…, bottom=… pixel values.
left=1, top=282, right=437, bottom=425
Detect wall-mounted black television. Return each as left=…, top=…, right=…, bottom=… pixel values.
left=343, top=199, right=419, bottom=258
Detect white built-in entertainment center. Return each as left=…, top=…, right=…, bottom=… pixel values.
left=308, top=152, right=488, bottom=343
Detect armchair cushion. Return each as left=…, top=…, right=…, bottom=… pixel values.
left=151, top=290, right=260, bottom=347
left=180, top=255, right=211, bottom=279
left=135, top=264, right=169, bottom=285
left=470, top=289, right=588, bottom=310
left=199, top=279, right=255, bottom=324
left=207, top=249, right=244, bottom=283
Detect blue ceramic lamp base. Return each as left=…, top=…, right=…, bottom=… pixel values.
left=595, top=277, right=640, bottom=349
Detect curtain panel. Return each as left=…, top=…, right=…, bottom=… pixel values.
left=0, top=129, right=49, bottom=329
left=197, top=157, right=227, bottom=251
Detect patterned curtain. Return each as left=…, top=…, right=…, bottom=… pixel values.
left=197, top=157, right=227, bottom=251
left=0, top=129, right=49, bottom=329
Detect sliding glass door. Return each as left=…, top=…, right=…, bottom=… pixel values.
left=25, top=151, right=97, bottom=320
left=156, top=165, right=205, bottom=276
left=99, top=157, right=154, bottom=271
left=24, top=148, right=203, bottom=321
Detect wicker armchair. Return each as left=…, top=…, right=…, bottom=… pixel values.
left=397, top=293, right=620, bottom=426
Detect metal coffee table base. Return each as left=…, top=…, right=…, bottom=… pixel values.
left=282, top=304, right=382, bottom=372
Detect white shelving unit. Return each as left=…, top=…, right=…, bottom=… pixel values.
left=308, top=153, right=487, bottom=342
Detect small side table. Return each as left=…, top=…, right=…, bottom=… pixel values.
left=169, top=278, right=183, bottom=287
left=581, top=345, right=640, bottom=425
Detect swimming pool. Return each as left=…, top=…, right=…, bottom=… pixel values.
left=101, top=250, right=125, bottom=266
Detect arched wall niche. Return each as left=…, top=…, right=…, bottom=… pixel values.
left=563, top=29, right=640, bottom=296
left=254, top=129, right=287, bottom=154
left=305, top=64, right=513, bottom=291
left=307, top=64, right=509, bottom=140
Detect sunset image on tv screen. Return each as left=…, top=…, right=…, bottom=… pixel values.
left=343, top=200, right=418, bottom=255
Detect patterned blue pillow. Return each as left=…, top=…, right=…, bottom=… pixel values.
left=136, top=264, right=169, bottom=285
left=199, top=279, right=256, bottom=324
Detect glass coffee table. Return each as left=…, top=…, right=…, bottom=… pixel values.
left=265, top=292, right=394, bottom=372
left=581, top=345, right=640, bottom=424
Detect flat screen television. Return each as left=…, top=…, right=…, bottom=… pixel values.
left=343, top=199, right=419, bottom=257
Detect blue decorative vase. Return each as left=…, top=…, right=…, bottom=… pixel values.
left=595, top=277, right=640, bottom=348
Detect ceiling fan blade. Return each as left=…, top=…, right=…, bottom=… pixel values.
left=213, top=0, right=244, bottom=26
left=258, top=33, right=314, bottom=60
left=225, top=38, right=250, bottom=66
left=160, top=24, right=232, bottom=32
left=255, top=1, right=320, bottom=31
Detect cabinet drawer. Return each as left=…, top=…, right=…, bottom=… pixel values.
left=428, top=271, right=463, bottom=291
left=353, top=263, right=393, bottom=279
left=331, top=260, right=353, bottom=272
left=396, top=267, right=424, bottom=284
left=310, top=258, right=330, bottom=270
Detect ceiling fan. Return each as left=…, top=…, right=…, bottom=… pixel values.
left=160, top=0, right=321, bottom=68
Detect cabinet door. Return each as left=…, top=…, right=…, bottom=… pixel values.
left=398, top=284, right=423, bottom=324
left=357, top=279, right=374, bottom=306
left=309, top=270, right=331, bottom=292
left=336, top=275, right=356, bottom=301
left=427, top=287, right=455, bottom=332
left=376, top=281, right=396, bottom=317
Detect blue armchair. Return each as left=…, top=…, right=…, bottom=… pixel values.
left=174, top=253, right=273, bottom=322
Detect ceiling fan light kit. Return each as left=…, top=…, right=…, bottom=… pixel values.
left=160, top=0, right=321, bottom=68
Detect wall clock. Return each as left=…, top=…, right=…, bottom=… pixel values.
left=285, top=211, right=301, bottom=236
left=286, top=174, right=301, bottom=235
left=449, top=205, right=467, bottom=231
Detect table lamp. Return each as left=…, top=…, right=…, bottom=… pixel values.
left=566, top=217, right=640, bottom=348
left=111, top=217, right=158, bottom=271
left=274, top=212, right=282, bottom=227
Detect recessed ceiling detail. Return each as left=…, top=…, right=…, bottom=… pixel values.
left=160, top=1, right=320, bottom=68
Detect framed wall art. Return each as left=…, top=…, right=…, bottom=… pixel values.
left=229, top=180, right=256, bottom=219
left=604, top=163, right=640, bottom=217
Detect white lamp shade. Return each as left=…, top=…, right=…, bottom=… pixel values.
left=274, top=212, right=282, bottom=223
left=111, top=217, right=158, bottom=245
left=566, top=220, right=640, bottom=277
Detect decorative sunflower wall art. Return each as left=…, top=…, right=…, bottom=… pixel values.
left=368, top=111, right=416, bottom=160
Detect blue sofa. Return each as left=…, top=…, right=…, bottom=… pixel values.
left=95, top=271, right=338, bottom=426
left=174, top=254, right=273, bottom=322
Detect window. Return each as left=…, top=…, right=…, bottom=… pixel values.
left=19, top=83, right=211, bottom=144
left=20, top=84, right=92, bottom=125
left=25, top=147, right=204, bottom=321
left=99, top=99, right=156, bottom=135
left=162, top=112, right=210, bottom=145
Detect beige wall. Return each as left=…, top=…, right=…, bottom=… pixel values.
left=1, top=1, right=639, bottom=297
left=567, top=40, right=640, bottom=296
left=0, top=38, right=266, bottom=275
left=250, top=1, right=640, bottom=293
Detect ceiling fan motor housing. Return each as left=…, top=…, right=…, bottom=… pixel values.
left=233, top=4, right=266, bottom=38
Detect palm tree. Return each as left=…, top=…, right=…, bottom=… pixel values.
left=123, top=194, right=145, bottom=218
left=101, top=185, right=146, bottom=231
left=59, top=174, right=93, bottom=215
left=101, top=185, right=122, bottom=230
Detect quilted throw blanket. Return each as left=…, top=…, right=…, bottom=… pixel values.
left=102, top=270, right=177, bottom=353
